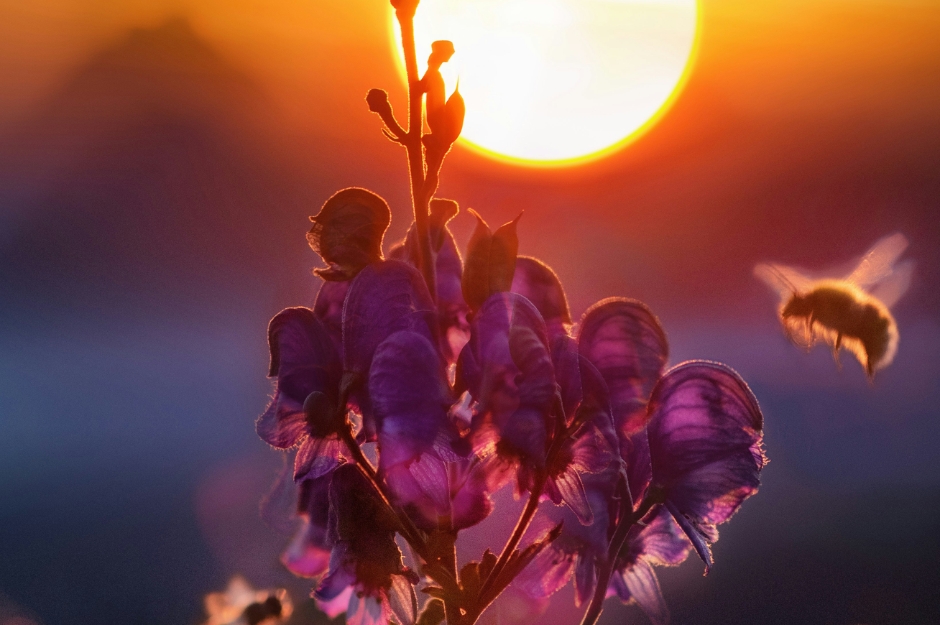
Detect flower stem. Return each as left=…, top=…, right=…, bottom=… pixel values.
left=578, top=496, right=657, bottom=625
left=395, top=8, right=437, bottom=300
left=480, top=471, right=546, bottom=611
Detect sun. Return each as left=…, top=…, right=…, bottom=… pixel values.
left=390, top=0, right=700, bottom=167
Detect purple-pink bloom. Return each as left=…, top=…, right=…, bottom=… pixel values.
left=256, top=307, right=349, bottom=481
left=390, top=199, right=470, bottom=364
left=578, top=298, right=668, bottom=506
left=315, top=465, right=418, bottom=625
left=510, top=256, right=572, bottom=339
left=646, top=361, right=765, bottom=571
left=313, top=278, right=350, bottom=355
left=369, top=328, right=490, bottom=531
left=282, top=473, right=333, bottom=578
left=609, top=507, right=693, bottom=625
left=456, top=292, right=555, bottom=469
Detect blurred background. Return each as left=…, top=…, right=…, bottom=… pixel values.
left=1, top=0, right=938, bottom=623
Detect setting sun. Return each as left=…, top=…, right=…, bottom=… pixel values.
left=392, top=0, right=699, bottom=166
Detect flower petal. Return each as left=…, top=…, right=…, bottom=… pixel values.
left=258, top=307, right=341, bottom=449
left=294, top=436, right=347, bottom=481
left=314, top=279, right=350, bottom=354
left=390, top=199, right=470, bottom=365
left=574, top=552, right=596, bottom=606
left=552, top=469, right=592, bottom=525
left=343, top=260, right=437, bottom=379
left=371, top=331, right=451, bottom=469
left=578, top=298, right=668, bottom=436
left=511, top=256, right=572, bottom=338
left=515, top=546, right=575, bottom=599
left=621, top=559, right=669, bottom=625
left=307, top=187, right=391, bottom=281
left=459, top=293, right=555, bottom=465
left=387, top=574, right=418, bottom=625
left=646, top=361, right=765, bottom=571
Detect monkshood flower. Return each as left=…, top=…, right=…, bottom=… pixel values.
left=510, top=267, right=763, bottom=624
left=256, top=307, right=349, bottom=481
left=251, top=4, right=772, bottom=615
left=390, top=198, right=470, bottom=364
left=314, top=465, right=419, bottom=625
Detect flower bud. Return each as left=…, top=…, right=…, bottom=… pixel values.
left=366, top=88, right=392, bottom=116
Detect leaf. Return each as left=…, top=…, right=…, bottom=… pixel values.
left=461, top=211, right=521, bottom=312
left=416, top=598, right=446, bottom=625
left=307, top=187, right=391, bottom=281
left=460, top=560, right=482, bottom=599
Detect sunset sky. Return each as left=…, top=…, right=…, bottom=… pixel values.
left=0, top=1, right=938, bottom=624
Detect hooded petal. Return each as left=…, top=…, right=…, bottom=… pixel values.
left=307, top=187, right=391, bottom=281
left=578, top=298, right=668, bottom=436
left=458, top=293, right=555, bottom=466
left=370, top=331, right=451, bottom=469
left=342, top=260, right=438, bottom=379
left=258, top=308, right=341, bottom=449
left=385, top=453, right=493, bottom=531
left=511, top=256, right=572, bottom=338
left=646, top=361, right=765, bottom=571
left=390, top=199, right=470, bottom=364
left=282, top=473, right=334, bottom=578
left=314, top=279, right=350, bottom=354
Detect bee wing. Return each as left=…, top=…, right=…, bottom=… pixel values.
left=754, top=263, right=815, bottom=298
left=868, top=259, right=914, bottom=309
left=844, top=233, right=908, bottom=289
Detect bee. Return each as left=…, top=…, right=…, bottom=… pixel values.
left=755, top=233, right=914, bottom=379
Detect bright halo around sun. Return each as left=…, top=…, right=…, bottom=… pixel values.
left=390, top=0, right=699, bottom=166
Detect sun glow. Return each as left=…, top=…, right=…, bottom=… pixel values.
left=391, top=0, right=699, bottom=166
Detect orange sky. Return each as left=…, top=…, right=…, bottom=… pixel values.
left=2, top=0, right=938, bottom=144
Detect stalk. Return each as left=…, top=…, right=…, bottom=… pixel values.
left=395, top=8, right=437, bottom=298
left=578, top=496, right=657, bottom=625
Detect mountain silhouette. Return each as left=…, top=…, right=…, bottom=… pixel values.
left=0, top=17, right=316, bottom=320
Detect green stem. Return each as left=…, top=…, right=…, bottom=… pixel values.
left=578, top=496, right=657, bottom=625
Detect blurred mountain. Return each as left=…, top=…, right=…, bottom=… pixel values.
left=0, top=17, right=316, bottom=322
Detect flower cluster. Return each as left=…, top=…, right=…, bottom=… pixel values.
left=252, top=3, right=766, bottom=624
left=256, top=187, right=765, bottom=625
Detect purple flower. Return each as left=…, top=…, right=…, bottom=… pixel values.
left=314, top=465, right=418, bottom=625
left=646, top=361, right=765, bottom=572
left=511, top=256, right=572, bottom=339
left=307, top=187, right=391, bottom=281
left=457, top=292, right=555, bottom=469
left=256, top=307, right=349, bottom=481
left=342, top=260, right=438, bottom=435
left=577, top=298, right=668, bottom=506
left=390, top=198, right=470, bottom=364
left=313, top=279, right=350, bottom=355
left=369, top=328, right=490, bottom=531
left=609, top=507, right=693, bottom=625
left=281, top=473, right=333, bottom=578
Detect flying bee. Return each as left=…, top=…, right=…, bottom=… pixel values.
left=755, top=233, right=914, bottom=379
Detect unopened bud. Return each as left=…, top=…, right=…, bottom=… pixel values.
left=366, top=88, right=391, bottom=116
